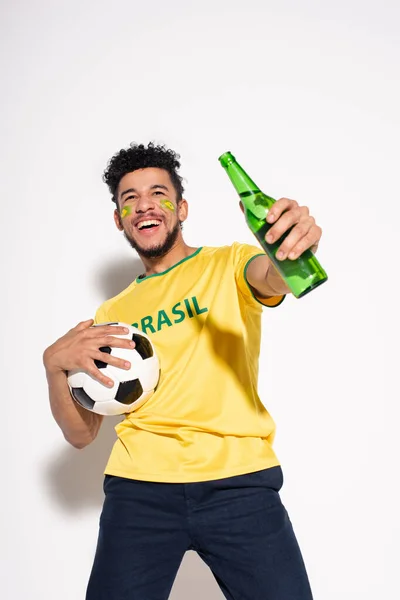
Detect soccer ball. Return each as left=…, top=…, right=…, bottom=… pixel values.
left=67, top=322, right=160, bottom=416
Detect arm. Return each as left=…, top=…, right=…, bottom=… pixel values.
left=44, top=367, right=103, bottom=449
left=245, top=197, right=322, bottom=298
left=246, top=255, right=290, bottom=298
left=43, top=319, right=133, bottom=449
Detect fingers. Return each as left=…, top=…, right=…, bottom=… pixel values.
left=272, top=216, right=316, bottom=260
left=285, top=225, right=322, bottom=260
left=90, top=325, right=136, bottom=349
left=75, top=322, right=130, bottom=337
left=83, top=324, right=134, bottom=346
left=265, top=199, right=321, bottom=260
left=78, top=343, right=134, bottom=388
left=89, top=329, right=135, bottom=385
left=103, top=336, right=136, bottom=349
left=63, top=323, right=136, bottom=387
left=266, top=198, right=298, bottom=224
left=266, top=206, right=305, bottom=244
left=74, top=319, right=94, bottom=331
left=94, top=349, right=131, bottom=372
left=90, top=326, right=135, bottom=386
left=84, top=361, right=117, bottom=388
left=90, top=324, right=130, bottom=336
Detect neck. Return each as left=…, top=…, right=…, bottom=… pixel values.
left=139, top=239, right=198, bottom=277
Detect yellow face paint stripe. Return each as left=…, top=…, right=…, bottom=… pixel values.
left=161, top=199, right=175, bottom=212
left=121, top=205, right=133, bottom=219
left=121, top=199, right=175, bottom=219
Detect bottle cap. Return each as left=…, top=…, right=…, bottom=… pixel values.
left=218, top=151, right=235, bottom=167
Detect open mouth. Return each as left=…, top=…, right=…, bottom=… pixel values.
left=136, top=219, right=162, bottom=232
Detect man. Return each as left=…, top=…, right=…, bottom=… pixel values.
left=43, top=142, right=322, bottom=599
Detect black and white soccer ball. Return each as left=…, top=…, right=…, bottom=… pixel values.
left=67, top=322, right=160, bottom=416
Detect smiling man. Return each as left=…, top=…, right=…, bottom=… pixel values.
left=43, top=142, right=322, bottom=600
left=115, top=165, right=193, bottom=264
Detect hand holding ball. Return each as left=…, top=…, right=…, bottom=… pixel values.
left=67, top=322, right=160, bottom=416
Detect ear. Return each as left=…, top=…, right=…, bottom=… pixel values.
left=177, top=198, right=189, bottom=223
left=114, top=208, right=124, bottom=231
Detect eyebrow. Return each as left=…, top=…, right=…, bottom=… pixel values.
left=120, top=184, right=169, bottom=200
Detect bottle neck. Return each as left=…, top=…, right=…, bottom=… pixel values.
left=219, top=152, right=261, bottom=196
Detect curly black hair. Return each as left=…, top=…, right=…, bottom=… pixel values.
left=103, top=142, right=184, bottom=207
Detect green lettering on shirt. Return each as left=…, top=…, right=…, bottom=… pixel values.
left=192, top=296, right=208, bottom=315
left=131, top=296, right=209, bottom=334
left=141, top=315, right=156, bottom=334
left=184, top=298, right=194, bottom=318
left=157, top=309, right=173, bottom=331
left=172, top=302, right=185, bottom=324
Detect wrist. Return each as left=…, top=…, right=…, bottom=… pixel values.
left=45, top=363, right=67, bottom=380
left=266, top=264, right=291, bottom=295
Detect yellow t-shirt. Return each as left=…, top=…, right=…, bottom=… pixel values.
left=94, top=243, right=285, bottom=483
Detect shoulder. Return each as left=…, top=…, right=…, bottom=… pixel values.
left=226, top=241, right=266, bottom=267
left=201, top=242, right=262, bottom=260
left=198, top=244, right=265, bottom=278
left=94, top=280, right=138, bottom=323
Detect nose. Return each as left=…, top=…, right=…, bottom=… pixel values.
left=135, top=193, right=156, bottom=213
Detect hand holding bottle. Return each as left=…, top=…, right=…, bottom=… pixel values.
left=220, top=151, right=328, bottom=298
left=243, top=196, right=322, bottom=262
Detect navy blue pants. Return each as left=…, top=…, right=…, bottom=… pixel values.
left=86, top=467, right=313, bottom=599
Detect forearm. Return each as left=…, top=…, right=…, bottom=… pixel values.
left=264, top=261, right=291, bottom=296
left=247, top=255, right=290, bottom=298
left=45, top=369, right=103, bottom=449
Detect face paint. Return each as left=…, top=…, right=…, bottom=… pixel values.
left=161, top=199, right=175, bottom=212
left=121, top=205, right=133, bottom=219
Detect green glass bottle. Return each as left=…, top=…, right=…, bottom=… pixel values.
left=218, top=151, right=328, bottom=298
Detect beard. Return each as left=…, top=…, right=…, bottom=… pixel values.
left=123, top=219, right=182, bottom=259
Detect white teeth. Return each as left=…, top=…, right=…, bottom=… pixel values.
left=137, top=220, right=161, bottom=230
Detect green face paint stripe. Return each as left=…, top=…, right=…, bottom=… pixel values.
left=161, top=199, right=175, bottom=211
left=121, top=205, right=133, bottom=219
left=121, top=200, right=173, bottom=219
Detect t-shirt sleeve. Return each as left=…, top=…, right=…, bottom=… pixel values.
left=232, top=242, right=285, bottom=308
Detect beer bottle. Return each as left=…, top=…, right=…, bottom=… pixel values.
left=218, top=151, right=328, bottom=298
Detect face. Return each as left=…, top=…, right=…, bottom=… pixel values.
left=114, top=168, right=188, bottom=258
